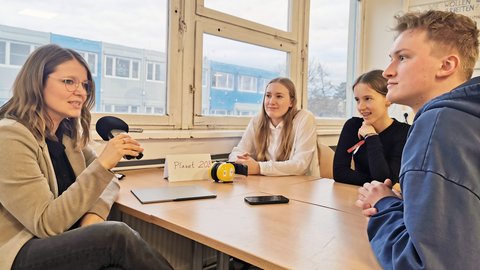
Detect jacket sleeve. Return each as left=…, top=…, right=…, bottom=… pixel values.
left=369, top=172, right=480, bottom=270
left=333, top=118, right=369, bottom=185
left=0, top=123, right=114, bottom=238
left=229, top=117, right=258, bottom=161
left=82, top=145, right=120, bottom=220
left=367, top=109, right=480, bottom=270
left=258, top=111, right=317, bottom=176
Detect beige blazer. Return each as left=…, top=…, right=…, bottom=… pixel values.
left=0, top=119, right=119, bottom=269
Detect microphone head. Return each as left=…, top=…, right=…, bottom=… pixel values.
left=96, top=116, right=129, bottom=141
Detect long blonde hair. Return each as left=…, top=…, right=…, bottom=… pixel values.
left=0, top=44, right=95, bottom=150
left=255, top=77, right=298, bottom=161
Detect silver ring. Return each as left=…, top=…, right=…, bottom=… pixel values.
left=122, top=138, right=126, bottom=144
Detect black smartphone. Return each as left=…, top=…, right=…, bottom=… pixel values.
left=244, top=195, right=289, bottom=205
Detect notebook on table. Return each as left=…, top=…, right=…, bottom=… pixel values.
left=131, top=185, right=217, bottom=204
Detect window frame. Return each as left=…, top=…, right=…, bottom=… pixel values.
left=192, top=16, right=300, bottom=127
left=0, top=40, right=37, bottom=67
left=92, top=0, right=177, bottom=128
left=258, top=78, right=269, bottom=94
left=146, top=61, right=166, bottom=82
left=0, top=40, right=6, bottom=65
left=211, top=71, right=234, bottom=90
left=104, top=55, right=141, bottom=80
left=237, top=75, right=258, bottom=93
left=76, top=50, right=98, bottom=77
left=0, top=0, right=355, bottom=132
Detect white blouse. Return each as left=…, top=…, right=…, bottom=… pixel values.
left=229, top=109, right=320, bottom=177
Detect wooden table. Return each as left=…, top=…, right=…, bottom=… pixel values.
left=258, top=178, right=363, bottom=216
left=114, top=168, right=381, bottom=270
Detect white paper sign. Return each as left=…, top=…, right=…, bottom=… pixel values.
left=163, top=154, right=212, bottom=182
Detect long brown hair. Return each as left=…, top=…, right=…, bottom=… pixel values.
left=255, top=77, right=298, bottom=161
left=0, top=43, right=95, bottom=150
left=352, top=69, right=388, bottom=96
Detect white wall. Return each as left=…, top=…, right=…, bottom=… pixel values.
left=360, top=0, right=480, bottom=123
left=360, top=0, right=414, bottom=123
left=362, top=0, right=404, bottom=73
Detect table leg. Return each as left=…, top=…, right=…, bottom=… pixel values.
left=192, top=241, right=203, bottom=270
left=216, top=251, right=230, bottom=270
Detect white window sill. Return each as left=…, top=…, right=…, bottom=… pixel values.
left=92, top=129, right=341, bottom=141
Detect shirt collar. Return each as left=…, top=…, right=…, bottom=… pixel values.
left=269, top=120, right=284, bottom=130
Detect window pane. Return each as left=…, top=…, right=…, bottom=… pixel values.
left=115, top=58, right=130, bottom=78
left=202, top=34, right=287, bottom=116
left=307, top=0, right=350, bottom=118
left=10, top=43, right=30, bottom=66
left=202, top=68, right=208, bottom=87
left=114, top=105, right=129, bottom=113
left=155, top=63, right=161, bottom=81
left=154, top=107, right=163, bottom=114
left=159, top=62, right=165, bottom=81
left=147, top=63, right=153, bottom=80
left=238, top=75, right=257, bottom=93
left=87, top=53, right=96, bottom=74
left=212, top=71, right=233, bottom=90
left=132, top=61, right=139, bottom=79
left=0, top=1, right=168, bottom=115
left=106, top=57, right=113, bottom=76
left=0, top=41, right=5, bottom=64
left=204, top=0, right=290, bottom=32
left=259, top=78, right=269, bottom=93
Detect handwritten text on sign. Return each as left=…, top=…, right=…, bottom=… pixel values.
left=164, top=154, right=212, bottom=182
left=174, top=161, right=211, bottom=169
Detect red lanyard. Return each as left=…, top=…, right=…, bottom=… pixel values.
left=347, top=140, right=365, bottom=154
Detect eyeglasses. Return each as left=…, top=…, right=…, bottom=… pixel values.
left=48, top=76, right=92, bottom=95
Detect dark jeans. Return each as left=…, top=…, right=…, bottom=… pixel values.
left=11, top=221, right=173, bottom=270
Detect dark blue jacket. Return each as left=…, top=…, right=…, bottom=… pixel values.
left=368, top=76, right=480, bottom=270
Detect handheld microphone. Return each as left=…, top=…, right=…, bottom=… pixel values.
left=96, top=116, right=143, bottom=160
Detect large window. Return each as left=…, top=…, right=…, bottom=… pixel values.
left=307, top=0, right=351, bottom=118
left=204, top=0, right=290, bottom=31
left=0, top=0, right=355, bottom=130
left=200, top=33, right=288, bottom=118
left=0, top=0, right=168, bottom=118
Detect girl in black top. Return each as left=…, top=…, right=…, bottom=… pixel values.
left=333, top=70, right=410, bottom=186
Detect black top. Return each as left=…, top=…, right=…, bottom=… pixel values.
left=46, top=126, right=81, bottom=229
left=333, top=117, right=410, bottom=186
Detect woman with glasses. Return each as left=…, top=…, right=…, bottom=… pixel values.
left=0, top=44, right=173, bottom=270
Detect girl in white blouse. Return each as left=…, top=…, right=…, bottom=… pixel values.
left=229, top=77, right=319, bottom=177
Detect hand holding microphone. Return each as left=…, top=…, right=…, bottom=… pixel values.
left=96, top=116, right=144, bottom=170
